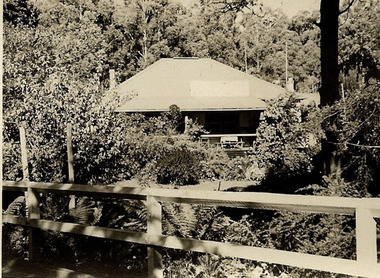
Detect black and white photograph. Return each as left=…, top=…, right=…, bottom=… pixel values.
left=2, top=0, right=380, bottom=277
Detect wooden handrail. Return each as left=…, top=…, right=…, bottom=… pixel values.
left=3, top=180, right=379, bottom=213
left=3, top=180, right=380, bottom=278
left=2, top=214, right=378, bottom=277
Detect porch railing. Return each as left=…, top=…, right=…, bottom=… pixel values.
left=200, top=133, right=256, bottom=149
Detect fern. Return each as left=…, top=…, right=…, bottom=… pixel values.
left=162, top=203, right=231, bottom=241
left=193, top=206, right=228, bottom=240
left=4, top=196, right=26, bottom=216
left=162, top=203, right=197, bottom=238
left=89, top=199, right=146, bottom=231
left=40, top=194, right=70, bottom=221
left=91, top=203, right=103, bottom=226
left=69, top=197, right=96, bottom=224
left=124, top=200, right=147, bottom=223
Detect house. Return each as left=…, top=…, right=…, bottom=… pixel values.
left=114, top=57, right=318, bottom=149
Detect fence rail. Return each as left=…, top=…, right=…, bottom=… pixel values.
left=2, top=180, right=380, bottom=278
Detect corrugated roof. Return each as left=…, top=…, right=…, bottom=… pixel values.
left=115, top=58, right=286, bottom=112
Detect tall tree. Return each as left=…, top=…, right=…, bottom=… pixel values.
left=319, top=0, right=340, bottom=106
left=2, top=0, right=131, bottom=183
left=213, top=0, right=358, bottom=174
left=211, top=0, right=354, bottom=106
left=317, top=0, right=358, bottom=175
left=339, top=0, right=380, bottom=84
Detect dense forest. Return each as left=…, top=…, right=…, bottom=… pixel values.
left=3, top=0, right=380, bottom=277
left=4, top=0, right=324, bottom=91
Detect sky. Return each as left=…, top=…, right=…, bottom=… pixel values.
left=174, top=0, right=320, bottom=18
left=263, top=0, right=319, bottom=18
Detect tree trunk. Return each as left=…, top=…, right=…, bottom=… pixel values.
left=319, top=0, right=341, bottom=175
left=319, top=0, right=340, bottom=106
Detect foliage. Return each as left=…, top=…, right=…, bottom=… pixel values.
left=4, top=196, right=26, bottom=216
left=2, top=0, right=324, bottom=185
left=165, top=254, right=281, bottom=278
left=121, top=114, right=209, bottom=186
left=162, top=204, right=224, bottom=240
left=270, top=211, right=355, bottom=258
left=2, top=73, right=131, bottom=184
left=156, top=147, right=201, bottom=185
left=251, top=93, right=323, bottom=189
left=320, top=79, right=380, bottom=196
left=230, top=7, right=320, bottom=92
left=224, top=156, right=251, bottom=181
left=2, top=193, right=148, bottom=268
left=3, top=11, right=210, bottom=185
left=2, top=224, right=29, bottom=260
left=160, top=201, right=356, bottom=277
left=220, top=201, right=356, bottom=277
left=339, top=0, right=380, bottom=84
left=2, top=196, right=29, bottom=260
left=2, top=0, right=129, bottom=184
left=3, top=0, right=39, bottom=27
left=198, top=146, right=229, bottom=181
left=244, top=158, right=267, bottom=184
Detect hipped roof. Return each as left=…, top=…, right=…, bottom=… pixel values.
left=115, top=58, right=286, bottom=112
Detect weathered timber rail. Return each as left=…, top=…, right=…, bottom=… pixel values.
left=3, top=180, right=380, bottom=277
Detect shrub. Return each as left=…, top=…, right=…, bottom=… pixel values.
left=156, top=147, right=201, bottom=185
left=198, top=146, right=229, bottom=181
left=130, top=129, right=209, bottom=186
left=224, top=156, right=251, bottom=181
left=251, top=93, right=323, bottom=191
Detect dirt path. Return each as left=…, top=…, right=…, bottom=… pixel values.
left=112, top=179, right=255, bottom=191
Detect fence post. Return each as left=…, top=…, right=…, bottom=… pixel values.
left=67, top=123, right=76, bottom=210
left=20, top=126, right=41, bottom=261
left=26, top=186, right=41, bottom=260
left=19, top=126, right=29, bottom=182
left=356, top=207, right=378, bottom=277
left=147, top=196, right=163, bottom=278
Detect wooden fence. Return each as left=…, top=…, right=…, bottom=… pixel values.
left=2, top=180, right=380, bottom=278
left=3, top=126, right=380, bottom=277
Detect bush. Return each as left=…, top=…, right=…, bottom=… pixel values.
left=224, top=156, right=251, bottom=181
left=256, top=94, right=322, bottom=175
left=250, top=93, right=323, bottom=191
left=127, top=119, right=210, bottom=186
left=156, top=147, right=201, bottom=185
left=198, top=147, right=229, bottom=181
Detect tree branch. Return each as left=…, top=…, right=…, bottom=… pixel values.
left=339, top=0, right=355, bottom=15
left=346, top=142, right=380, bottom=149
left=326, top=140, right=380, bottom=149
left=210, top=0, right=260, bottom=14
left=210, top=0, right=247, bottom=12
left=321, top=111, right=340, bottom=122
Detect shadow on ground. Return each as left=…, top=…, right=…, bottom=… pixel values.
left=2, top=254, right=146, bottom=278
